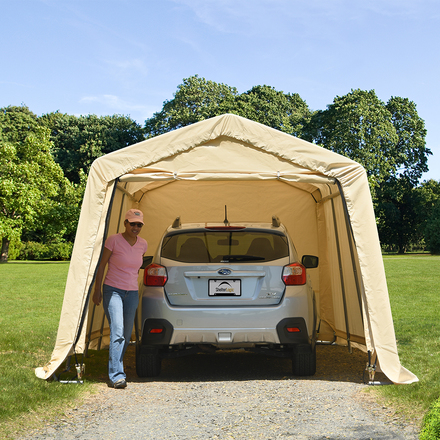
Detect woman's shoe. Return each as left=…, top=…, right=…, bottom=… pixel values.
left=113, top=379, right=127, bottom=389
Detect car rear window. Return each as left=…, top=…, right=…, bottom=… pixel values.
left=161, top=229, right=289, bottom=263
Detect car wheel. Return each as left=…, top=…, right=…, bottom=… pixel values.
left=292, top=344, right=316, bottom=376
left=136, top=345, right=162, bottom=377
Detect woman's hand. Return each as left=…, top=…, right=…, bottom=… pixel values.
left=92, top=247, right=112, bottom=306
left=93, top=288, right=102, bottom=306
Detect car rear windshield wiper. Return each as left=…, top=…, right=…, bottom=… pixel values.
left=221, top=255, right=266, bottom=262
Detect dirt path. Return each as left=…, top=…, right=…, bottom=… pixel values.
left=22, top=345, right=420, bottom=439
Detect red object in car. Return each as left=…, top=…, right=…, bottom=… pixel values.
left=144, top=263, right=167, bottom=286
left=282, top=263, right=307, bottom=285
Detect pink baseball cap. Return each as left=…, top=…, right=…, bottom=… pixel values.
left=125, top=209, right=144, bottom=224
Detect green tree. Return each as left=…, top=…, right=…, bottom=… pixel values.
left=145, top=75, right=238, bottom=137
left=385, top=96, right=430, bottom=185
left=425, top=200, right=440, bottom=254
left=376, top=178, right=439, bottom=255
left=0, top=106, right=68, bottom=262
left=22, top=170, right=86, bottom=244
left=418, top=178, right=440, bottom=206
left=418, top=179, right=440, bottom=254
left=304, top=89, right=399, bottom=193
left=375, top=97, right=430, bottom=253
left=234, top=85, right=311, bottom=137
left=144, top=76, right=312, bottom=139
left=40, top=112, right=145, bottom=183
left=376, top=177, right=425, bottom=253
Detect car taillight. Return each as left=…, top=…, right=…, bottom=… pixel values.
left=282, top=263, right=306, bottom=285
left=149, top=328, right=164, bottom=334
left=144, top=263, right=167, bottom=286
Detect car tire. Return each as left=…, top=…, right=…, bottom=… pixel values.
left=136, top=346, right=162, bottom=377
left=292, top=344, right=316, bottom=376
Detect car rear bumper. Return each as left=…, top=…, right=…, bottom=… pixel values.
left=140, top=287, right=312, bottom=347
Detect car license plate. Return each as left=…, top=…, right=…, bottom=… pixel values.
left=209, top=279, right=241, bottom=296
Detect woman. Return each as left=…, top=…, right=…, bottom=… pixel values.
left=93, top=208, right=148, bottom=389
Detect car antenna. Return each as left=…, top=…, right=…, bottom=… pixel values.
left=224, top=205, right=230, bottom=226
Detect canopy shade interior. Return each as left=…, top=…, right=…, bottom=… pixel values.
left=36, top=114, right=417, bottom=384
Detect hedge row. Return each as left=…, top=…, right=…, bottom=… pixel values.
left=14, top=241, right=73, bottom=261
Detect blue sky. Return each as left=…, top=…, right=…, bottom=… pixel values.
left=2, top=0, right=439, bottom=181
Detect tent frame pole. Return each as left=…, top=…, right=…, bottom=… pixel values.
left=84, top=305, right=95, bottom=358
left=82, top=179, right=119, bottom=355
left=335, top=180, right=364, bottom=324
left=329, top=185, right=352, bottom=353
left=94, top=184, right=128, bottom=351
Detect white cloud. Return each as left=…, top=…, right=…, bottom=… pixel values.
left=79, top=94, right=155, bottom=120
left=170, top=0, right=263, bottom=35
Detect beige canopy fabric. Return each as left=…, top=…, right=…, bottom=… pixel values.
left=35, top=113, right=417, bottom=384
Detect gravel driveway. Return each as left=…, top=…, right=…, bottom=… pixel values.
left=23, top=345, right=419, bottom=439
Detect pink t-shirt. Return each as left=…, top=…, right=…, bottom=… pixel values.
left=103, top=233, right=149, bottom=291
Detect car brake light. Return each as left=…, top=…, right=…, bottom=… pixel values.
left=287, top=327, right=301, bottom=333
left=144, top=263, right=167, bottom=286
left=282, top=263, right=306, bottom=285
left=205, top=226, right=246, bottom=230
left=149, top=328, right=164, bottom=334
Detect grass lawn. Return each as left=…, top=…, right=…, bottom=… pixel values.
left=376, top=255, right=440, bottom=420
left=0, top=262, right=94, bottom=439
left=0, top=256, right=438, bottom=437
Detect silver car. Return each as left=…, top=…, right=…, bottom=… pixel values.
left=136, top=216, right=318, bottom=377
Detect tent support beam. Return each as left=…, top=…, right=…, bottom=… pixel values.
left=329, top=186, right=352, bottom=353
left=84, top=304, right=96, bottom=358
left=82, top=179, right=119, bottom=357
left=335, top=180, right=364, bottom=325
left=97, top=313, right=106, bottom=351
left=87, top=181, right=142, bottom=354
left=116, top=183, right=138, bottom=201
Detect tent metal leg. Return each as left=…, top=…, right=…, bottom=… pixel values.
left=84, top=303, right=96, bottom=357
left=330, top=189, right=352, bottom=353
left=335, top=180, right=364, bottom=324
left=134, top=308, right=140, bottom=344
left=97, top=313, right=106, bottom=351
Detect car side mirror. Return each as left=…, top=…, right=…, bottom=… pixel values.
left=141, top=256, right=153, bottom=269
left=302, top=255, right=319, bottom=268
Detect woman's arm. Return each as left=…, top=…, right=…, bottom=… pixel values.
left=92, top=247, right=112, bottom=306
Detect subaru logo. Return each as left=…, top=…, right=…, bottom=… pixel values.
left=218, top=268, right=231, bottom=276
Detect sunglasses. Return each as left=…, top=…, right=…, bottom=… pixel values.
left=129, top=222, right=143, bottom=227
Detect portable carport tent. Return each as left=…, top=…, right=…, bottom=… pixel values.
left=36, top=113, right=417, bottom=384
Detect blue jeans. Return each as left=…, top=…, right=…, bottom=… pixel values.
left=102, top=284, right=139, bottom=384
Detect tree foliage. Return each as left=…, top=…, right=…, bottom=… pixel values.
left=385, top=96, right=429, bottom=185
left=0, top=106, right=69, bottom=262
left=304, top=89, right=400, bottom=192
left=304, top=90, right=431, bottom=224
left=0, top=77, right=434, bottom=258
left=418, top=179, right=440, bottom=254
left=234, top=85, right=311, bottom=137
left=40, top=112, right=145, bottom=183
left=376, top=177, right=425, bottom=253
left=424, top=200, right=440, bottom=254
left=22, top=170, right=86, bottom=245
left=145, top=75, right=239, bottom=137
left=144, top=76, right=311, bottom=138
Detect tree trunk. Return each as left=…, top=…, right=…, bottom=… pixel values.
left=1, top=237, right=10, bottom=263
left=398, top=244, right=406, bottom=254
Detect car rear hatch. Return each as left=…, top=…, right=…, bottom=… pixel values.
left=160, top=227, right=290, bottom=306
